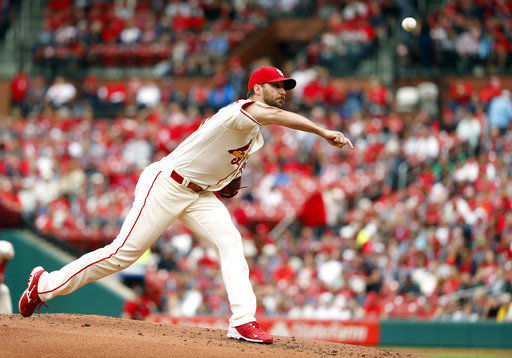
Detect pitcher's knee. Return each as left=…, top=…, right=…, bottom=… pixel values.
left=217, top=240, right=245, bottom=259
left=215, top=229, right=243, bottom=249
left=110, top=252, right=139, bottom=271
left=219, top=244, right=249, bottom=270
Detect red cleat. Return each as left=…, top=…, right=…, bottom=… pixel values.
left=19, top=266, right=48, bottom=317
left=227, top=321, right=273, bottom=344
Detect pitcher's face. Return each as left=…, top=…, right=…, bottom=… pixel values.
left=261, top=82, right=286, bottom=108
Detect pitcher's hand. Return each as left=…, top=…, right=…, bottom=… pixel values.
left=323, top=130, right=353, bottom=149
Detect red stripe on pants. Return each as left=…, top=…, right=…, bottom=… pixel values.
left=39, top=171, right=162, bottom=294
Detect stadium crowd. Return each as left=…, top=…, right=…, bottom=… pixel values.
left=301, top=0, right=394, bottom=75
left=33, top=0, right=411, bottom=77
left=33, top=0, right=512, bottom=78
left=34, top=0, right=277, bottom=73
left=33, top=0, right=320, bottom=74
left=2, top=56, right=512, bottom=322
left=398, top=0, right=512, bottom=75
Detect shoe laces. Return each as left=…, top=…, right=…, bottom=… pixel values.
left=36, top=301, right=50, bottom=314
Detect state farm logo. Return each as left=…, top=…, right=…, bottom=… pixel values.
left=291, top=322, right=369, bottom=342
left=228, top=140, right=252, bottom=165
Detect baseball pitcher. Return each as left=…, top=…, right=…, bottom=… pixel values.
left=19, top=67, right=352, bottom=343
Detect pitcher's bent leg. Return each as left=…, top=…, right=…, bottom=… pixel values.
left=38, top=168, right=188, bottom=302
left=179, top=192, right=256, bottom=327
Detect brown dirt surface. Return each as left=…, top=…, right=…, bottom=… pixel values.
left=0, top=313, right=422, bottom=357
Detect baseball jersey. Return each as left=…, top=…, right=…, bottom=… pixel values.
left=160, top=99, right=264, bottom=191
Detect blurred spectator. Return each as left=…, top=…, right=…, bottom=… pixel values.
left=488, top=90, right=512, bottom=134
left=45, top=76, right=76, bottom=108
left=226, top=57, right=246, bottom=99
left=10, top=69, right=29, bottom=111
left=366, top=78, right=390, bottom=115
left=122, top=132, right=153, bottom=169
left=290, top=61, right=316, bottom=102
left=395, top=86, right=419, bottom=113
left=122, top=285, right=157, bottom=320
left=115, top=0, right=135, bottom=20
left=35, top=20, right=54, bottom=47
left=203, top=28, right=229, bottom=59
left=136, top=79, right=161, bottom=109
left=81, top=74, right=100, bottom=110
left=417, top=82, right=439, bottom=117
left=398, top=275, right=421, bottom=296
left=97, top=81, right=128, bottom=118
left=22, top=76, right=47, bottom=114
left=497, top=294, right=512, bottom=322
left=302, top=72, right=326, bottom=107
left=120, top=18, right=141, bottom=45
left=479, top=76, right=502, bottom=106
left=54, top=20, right=77, bottom=45
left=417, top=19, right=435, bottom=68
left=455, top=27, right=480, bottom=61
left=448, top=79, right=475, bottom=110
left=456, top=108, right=481, bottom=153
left=483, top=295, right=501, bottom=319
left=403, top=125, right=440, bottom=163
left=206, top=74, right=235, bottom=109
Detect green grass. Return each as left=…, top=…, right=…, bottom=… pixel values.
left=387, top=347, right=512, bottom=358
left=424, top=354, right=511, bottom=358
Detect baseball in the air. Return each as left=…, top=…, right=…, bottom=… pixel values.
left=402, top=17, right=417, bottom=32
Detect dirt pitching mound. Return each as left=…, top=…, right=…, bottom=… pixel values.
left=0, top=314, right=421, bottom=357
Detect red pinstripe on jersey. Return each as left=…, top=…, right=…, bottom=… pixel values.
left=240, top=109, right=261, bottom=126
left=240, top=101, right=260, bottom=126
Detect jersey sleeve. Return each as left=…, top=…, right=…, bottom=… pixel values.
left=232, top=101, right=262, bottom=131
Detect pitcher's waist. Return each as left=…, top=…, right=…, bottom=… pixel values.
left=170, top=170, right=204, bottom=192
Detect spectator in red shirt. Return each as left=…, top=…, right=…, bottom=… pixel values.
left=366, top=78, right=389, bottom=115
left=302, top=77, right=325, bottom=108
left=273, top=259, right=296, bottom=283
left=121, top=285, right=156, bottom=320
left=448, top=79, right=475, bottom=110
left=97, top=81, right=128, bottom=118
left=479, top=76, right=502, bottom=106
left=362, top=291, right=382, bottom=318
left=10, top=69, right=30, bottom=111
left=48, top=0, right=72, bottom=12
left=323, top=79, right=346, bottom=109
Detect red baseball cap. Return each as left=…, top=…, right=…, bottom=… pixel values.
left=247, top=67, right=296, bottom=92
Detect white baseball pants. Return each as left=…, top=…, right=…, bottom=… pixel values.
left=37, top=162, right=257, bottom=327
left=0, top=283, right=12, bottom=314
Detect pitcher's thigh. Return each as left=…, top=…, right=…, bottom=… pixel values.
left=179, top=193, right=243, bottom=252
left=111, top=170, right=194, bottom=264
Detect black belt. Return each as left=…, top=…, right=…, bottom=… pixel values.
left=170, top=170, right=203, bottom=192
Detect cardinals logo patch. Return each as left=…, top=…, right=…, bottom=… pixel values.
left=228, top=140, right=252, bottom=165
